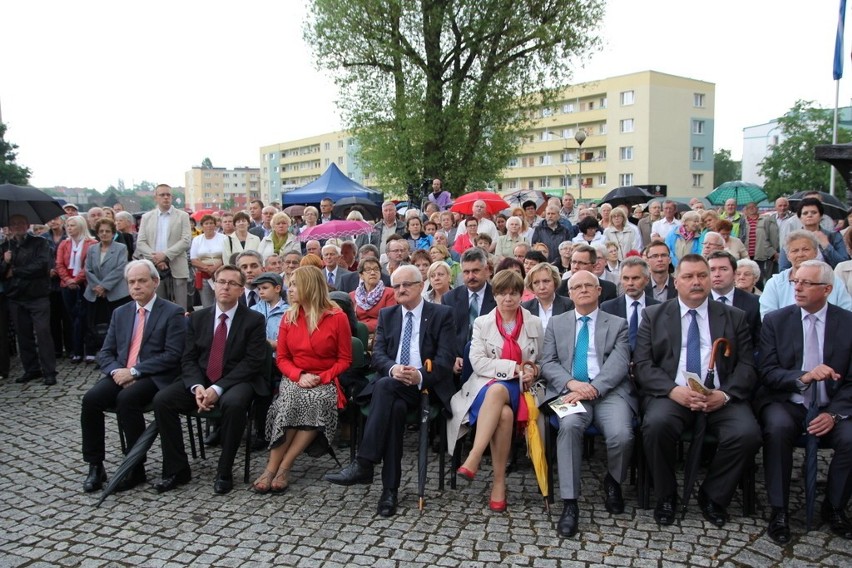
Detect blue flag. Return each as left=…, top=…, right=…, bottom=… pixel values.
left=835, top=0, right=847, bottom=80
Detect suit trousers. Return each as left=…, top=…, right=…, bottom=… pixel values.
left=760, top=401, right=852, bottom=510
left=641, top=397, right=761, bottom=506
left=81, top=376, right=159, bottom=464
left=357, top=376, right=421, bottom=490
left=153, top=380, right=254, bottom=478
left=48, top=289, right=72, bottom=358
left=156, top=276, right=188, bottom=311
left=557, top=394, right=634, bottom=499
left=8, top=296, right=55, bottom=378
left=61, top=286, right=89, bottom=358
left=0, top=294, right=9, bottom=375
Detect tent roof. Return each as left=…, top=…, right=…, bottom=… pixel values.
left=281, top=163, right=383, bottom=205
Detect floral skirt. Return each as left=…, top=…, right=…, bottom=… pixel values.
left=265, top=380, right=338, bottom=447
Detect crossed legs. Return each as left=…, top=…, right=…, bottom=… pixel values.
left=459, top=384, right=515, bottom=503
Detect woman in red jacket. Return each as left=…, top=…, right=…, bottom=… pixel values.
left=252, top=265, right=352, bottom=494
left=349, top=257, right=396, bottom=333
left=55, top=215, right=97, bottom=363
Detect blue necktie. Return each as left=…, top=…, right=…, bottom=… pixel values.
left=468, top=292, right=479, bottom=339
left=400, top=312, right=413, bottom=366
left=628, top=301, right=639, bottom=351
left=718, top=296, right=728, bottom=305
left=686, top=309, right=701, bottom=376
left=573, top=316, right=590, bottom=382
left=327, top=270, right=335, bottom=286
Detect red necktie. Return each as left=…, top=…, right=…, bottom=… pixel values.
left=207, top=313, right=228, bottom=383
left=126, top=307, right=146, bottom=368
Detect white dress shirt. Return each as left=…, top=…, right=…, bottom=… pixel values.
left=574, top=309, right=601, bottom=381
left=792, top=304, right=828, bottom=407
left=675, top=299, right=718, bottom=388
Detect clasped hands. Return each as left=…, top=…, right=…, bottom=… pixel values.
left=561, top=380, right=599, bottom=404
left=669, top=386, right=726, bottom=413
left=298, top=372, right=321, bottom=389
left=194, top=386, right=219, bottom=412
left=392, top=365, right=421, bottom=387
left=111, top=368, right=135, bottom=388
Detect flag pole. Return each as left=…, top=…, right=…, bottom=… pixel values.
left=831, top=80, right=839, bottom=196
left=831, top=0, right=847, bottom=196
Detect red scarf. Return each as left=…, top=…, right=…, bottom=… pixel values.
left=496, top=307, right=529, bottom=422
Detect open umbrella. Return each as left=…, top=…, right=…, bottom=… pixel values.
left=501, top=189, right=548, bottom=213
left=450, top=191, right=509, bottom=215
left=297, top=220, right=373, bottom=242
left=0, top=184, right=66, bottom=225
left=599, top=186, right=655, bottom=208
left=705, top=181, right=767, bottom=206
left=333, top=197, right=381, bottom=221
left=96, top=420, right=159, bottom=507
left=283, top=205, right=305, bottom=218
left=681, top=338, right=731, bottom=519
left=191, top=209, right=216, bottom=222
left=788, top=190, right=849, bottom=220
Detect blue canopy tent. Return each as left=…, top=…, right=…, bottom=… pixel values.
left=281, top=163, right=383, bottom=206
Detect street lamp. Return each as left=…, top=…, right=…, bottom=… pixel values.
left=574, top=129, right=587, bottom=201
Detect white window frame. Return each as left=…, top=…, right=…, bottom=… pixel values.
left=620, top=119, right=634, bottom=133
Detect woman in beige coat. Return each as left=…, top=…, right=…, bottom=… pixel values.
left=448, top=270, right=543, bottom=512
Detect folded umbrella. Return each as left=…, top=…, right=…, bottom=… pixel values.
left=96, top=420, right=159, bottom=507
left=0, top=184, right=66, bottom=225
left=521, top=362, right=549, bottom=510
left=418, top=359, right=434, bottom=511
left=804, top=392, right=820, bottom=530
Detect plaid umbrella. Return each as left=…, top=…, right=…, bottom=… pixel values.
left=705, top=181, right=767, bottom=206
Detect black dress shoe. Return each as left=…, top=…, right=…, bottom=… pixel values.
left=603, top=473, right=624, bottom=514
left=154, top=469, right=191, bottom=493
left=822, top=501, right=852, bottom=539
left=654, top=495, right=677, bottom=526
left=43, top=375, right=57, bottom=386
left=115, top=466, right=147, bottom=493
left=213, top=474, right=233, bottom=495
left=557, top=500, right=580, bottom=537
left=203, top=426, right=221, bottom=447
left=70, top=356, right=82, bottom=364
left=767, top=508, right=791, bottom=544
left=697, top=490, right=728, bottom=528
left=377, top=488, right=398, bottom=517
left=83, top=463, right=106, bottom=493
left=324, top=460, right=373, bottom=486
left=15, top=372, right=41, bottom=384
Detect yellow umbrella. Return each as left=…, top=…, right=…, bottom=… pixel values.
left=522, top=362, right=549, bottom=510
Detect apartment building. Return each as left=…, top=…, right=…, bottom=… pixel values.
left=184, top=166, right=260, bottom=211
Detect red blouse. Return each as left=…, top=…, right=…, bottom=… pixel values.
left=349, top=287, right=397, bottom=333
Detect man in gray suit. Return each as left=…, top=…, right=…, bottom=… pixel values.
left=540, top=270, right=635, bottom=538
left=135, top=184, right=192, bottom=309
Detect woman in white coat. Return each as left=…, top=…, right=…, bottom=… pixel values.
left=448, top=269, right=543, bottom=512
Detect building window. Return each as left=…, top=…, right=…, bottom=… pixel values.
left=540, top=130, right=553, bottom=141
left=527, top=180, right=535, bottom=190
left=599, top=122, right=607, bottom=135
left=508, top=180, right=518, bottom=189
left=598, top=174, right=607, bottom=186
left=694, top=93, right=705, bottom=107
left=619, top=173, right=633, bottom=186
left=587, top=101, right=595, bottom=111
left=337, top=157, right=343, bottom=165
left=337, top=141, right=344, bottom=148
left=562, top=128, right=575, bottom=139
left=620, top=91, right=635, bottom=106
left=541, top=107, right=553, bottom=118
left=599, top=97, right=607, bottom=109
left=324, top=158, right=330, bottom=166
left=620, top=146, right=634, bottom=160
left=563, top=102, right=574, bottom=113
left=539, top=155, right=552, bottom=166
left=692, top=174, right=704, bottom=187
left=620, top=119, right=634, bottom=133
left=561, top=151, right=571, bottom=163
left=507, top=157, right=518, bottom=167
left=693, top=120, right=705, bottom=134
left=539, top=177, right=551, bottom=188
left=692, top=147, right=704, bottom=161
left=324, top=142, right=330, bottom=150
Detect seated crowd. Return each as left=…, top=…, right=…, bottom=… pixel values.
left=3, top=186, right=851, bottom=545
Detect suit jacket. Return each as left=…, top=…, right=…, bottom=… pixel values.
left=97, top=297, right=187, bottom=390
left=599, top=294, right=660, bottom=320
left=728, top=288, right=761, bottom=351
left=440, top=283, right=497, bottom=356
left=84, top=242, right=129, bottom=302
left=248, top=226, right=266, bottom=241
left=181, top=303, right=270, bottom=397
left=756, top=303, right=852, bottom=417
left=365, top=301, right=456, bottom=412
left=645, top=276, right=678, bottom=301
left=521, top=295, right=574, bottom=319
left=556, top=276, right=617, bottom=304
left=540, top=309, right=636, bottom=414
left=337, top=270, right=391, bottom=294
left=447, top=307, right=544, bottom=444
left=135, top=207, right=192, bottom=278
left=634, top=298, right=756, bottom=402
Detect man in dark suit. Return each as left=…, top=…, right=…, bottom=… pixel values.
left=756, top=260, right=852, bottom=543
left=643, top=240, right=677, bottom=302
left=634, top=254, right=761, bottom=528
left=80, top=260, right=186, bottom=492
left=324, top=265, right=455, bottom=516
left=249, top=204, right=275, bottom=240
left=555, top=244, right=617, bottom=303
left=321, top=244, right=348, bottom=289
left=152, top=265, right=269, bottom=495
left=708, top=251, right=761, bottom=349
left=440, top=247, right=496, bottom=373
left=600, top=256, right=660, bottom=353
left=319, top=198, right=340, bottom=224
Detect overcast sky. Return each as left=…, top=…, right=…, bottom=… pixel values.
left=3, top=0, right=849, bottom=189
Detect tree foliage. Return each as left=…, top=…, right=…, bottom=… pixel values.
left=759, top=100, right=852, bottom=200
left=201, top=157, right=213, bottom=169
left=713, top=149, right=741, bottom=187
left=305, top=0, right=605, bottom=195
left=0, top=122, right=32, bottom=185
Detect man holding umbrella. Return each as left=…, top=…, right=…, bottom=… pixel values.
left=634, top=254, right=761, bottom=527
left=756, top=260, right=852, bottom=543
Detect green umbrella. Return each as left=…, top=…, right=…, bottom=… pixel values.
left=705, top=181, right=767, bottom=206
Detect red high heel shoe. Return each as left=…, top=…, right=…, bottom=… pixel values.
left=489, top=499, right=507, bottom=512
left=457, top=466, right=476, bottom=481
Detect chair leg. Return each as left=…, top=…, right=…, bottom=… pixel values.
left=438, top=419, right=446, bottom=491
left=545, top=422, right=555, bottom=506
left=186, top=415, right=198, bottom=460
left=195, top=417, right=206, bottom=460
left=243, top=406, right=253, bottom=484
left=115, top=414, right=127, bottom=454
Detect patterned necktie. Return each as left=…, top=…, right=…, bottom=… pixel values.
left=686, top=309, right=701, bottom=376
left=400, top=312, right=413, bottom=366
left=468, top=292, right=479, bottom=338
left=572, top=316, right=590, bottom=382
left=628, top=301, right=640, bottom=351
left=126, top=307, right=146, bottom=368
left=802, top=314, right=821, bottom=408
left=327, top=270, right=335, bottom=286
left=207, top=313, right=228, bottom=383
left=719, top=296, right=728, bottom=305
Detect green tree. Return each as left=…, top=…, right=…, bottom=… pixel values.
left=759, top=100, right=852, bottom=200
left=713, top=149, right=741, bottom=187
left=201, top=157, right=213, bottom=169
left=305, top=0, right=605, bottom=195
left=0, top=122, right=32, bottom=184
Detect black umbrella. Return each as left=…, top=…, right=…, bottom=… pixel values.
left=0, top=184, right=66, bottom=225
left=788, top=191, right=849, bottom=220
left=804, top=395, right=820, bottom=530
left=681, top=338, right=730, bottom=519
left=599, top=186, right=655, bottom=208
left=418, top=387, right=431, bottom=512
left=332, top=197, right=381, bottom=221
left=95, top=421, right=159, bottom=507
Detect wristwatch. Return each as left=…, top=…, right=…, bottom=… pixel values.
left=721, top=391, right=731, bottom=406
left=130, top=367, right=139, bottom=379
left=828, top=412, right=843, bottom=424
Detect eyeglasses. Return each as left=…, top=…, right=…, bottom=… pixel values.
left=569, top=282, right=599, bottom=292
left=570, top=260, right=593, bottom=266
left=214, top=279, right=243, bottom=288
left=790, top=279, right=830, bottom=288
left=387, top=248, right=404, bottom=254
left=361, top=267, right=380, bottom=274
left=646, top=254, right=669, bottom=260
left=391, top=281, right=421, bottom=290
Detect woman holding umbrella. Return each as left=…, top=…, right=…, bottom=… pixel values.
left=448, top=270, right=543, bottom=512
left=55, top=215, right=97, bottom=363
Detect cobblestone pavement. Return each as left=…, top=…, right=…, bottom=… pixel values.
left=0, top=356, right=850, bottom=567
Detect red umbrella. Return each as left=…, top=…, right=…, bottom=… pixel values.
left=297, top=220, right=373, bottom=242
left=191, top=209, right=216, bottom=222
left=450, top=191, right=510, bottom=215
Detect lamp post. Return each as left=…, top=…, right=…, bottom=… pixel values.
left=575, top=129, right=587, bottom=201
